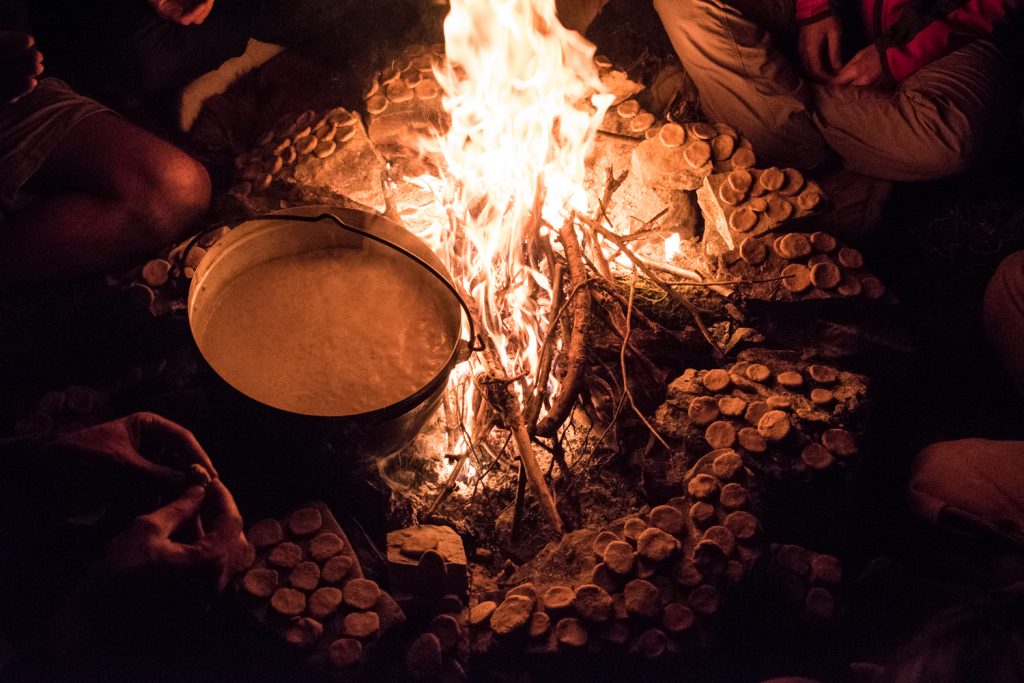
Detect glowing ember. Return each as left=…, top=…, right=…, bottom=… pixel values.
left=412, top=0, right=612, bottom=467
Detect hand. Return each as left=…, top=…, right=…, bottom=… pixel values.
left=47, top=412, right=218, bottom=486
left=98, top=479, right=248, bottom=591
left=149, top=0, right=216, bottom=25
left=798, top=15, right=844, bottom=82
left=0, top=31, right=44, bottom=103
left=830, top=44, right=890, bottom=87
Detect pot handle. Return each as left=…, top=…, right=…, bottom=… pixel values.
left=183, top=212, right=485, bottom=356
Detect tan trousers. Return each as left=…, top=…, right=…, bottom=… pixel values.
left=555, top=0, right=611, bottom=34
left=985, top=250, right=1024, bottom=397
left=653, top=0, right=1014, bottom=181
left=908, top=252, right=1024, bottom=540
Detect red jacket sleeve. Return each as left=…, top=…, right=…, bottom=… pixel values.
left=795, top=0, right=834, bottom=23
left=882, top=0, right=1021, bottom=81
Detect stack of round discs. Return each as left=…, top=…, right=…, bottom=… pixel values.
left=230, top=106, right=362, bottom=200
left=466, top=467, right=764, bottom=663
left=767, top=543, right=843, bottom=620
left=236, top=502, right=406, bottom=674
left=631, top=119, right=759, bottom=193
left=405, top=613, right=469, bottom=680
left=118, top=225, right=231, bottom=317
left=363, top=43, right=449, bottom=152
left=777, top=238, right=884, bottom=300
left=698, top=166, right=825, bottom=243
left=12, top=384, right=111, bottom=439
left=651, top=354, right=867, bottom=480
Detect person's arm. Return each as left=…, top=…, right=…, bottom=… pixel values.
left=797, top=1, right=845, bottom=81
left=879, top=0, right=1021, bottom=81
left=795, top=0, right=836, bottom=24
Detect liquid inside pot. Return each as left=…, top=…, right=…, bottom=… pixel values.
left=197, top=245, right=456, bottom=416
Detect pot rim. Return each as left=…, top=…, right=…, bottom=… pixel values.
left=187, top=205, right=463, bottom=421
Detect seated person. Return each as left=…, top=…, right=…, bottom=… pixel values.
left=0, top=413, right=249, bottom=676
left=653, top=0, right=1020, bottom=182
left=908, top=251, right=1024, bottom=584
left=0, top=27, right=210, bottom=289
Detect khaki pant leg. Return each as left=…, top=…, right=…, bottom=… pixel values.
left=653, top=0, right=832, bottom=170
left=555, top=0, right=611, bottom=34
left=984, top=250, right=1024, bottom=398
left=909, top=439, right=1024, bottom=536
left=812, top=40, right=1013, bottom=182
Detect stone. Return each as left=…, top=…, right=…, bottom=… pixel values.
left=542, top=585, right=575, bottom=611
left=490, top=596, right=533, bottom=635
left=649, top=505, right=686, bottom=536
left=342, top=611, right=380, bottom=639
left=554, top=618, right=588, bottom=648
left=328, top=638, right=362, bottom=668
left=406, top=632, right=443, bottom=679
left=623, top=579, right=662, bottom=618
left=342, top=578, right=381, bottom=610
left=603, top=541, right=637, bottom=575
left=572, top=584, right=614, bottom=623
left=287, top=508, right=323, bottom=536
left=638, top=628, right=668, bottom=659
left=242, top=568, right=278, bottom=599
left=308, top=587, right=343, bottom=620
left=288, top=561, right=320, bottom=591
left=662, top=603, right=695, bottom=633
left=636, top=527, right=680, bottom=562
left=469, top=601, right=497, bottom=626
left=528, top=611, right=551, bottom=639
left=284, top=617, right=323, bottom=649
left=387, top=525, right=468, bottom=597
left=593, top=530, right=621, bottom=558
left=689, top=584, right=720, bottom=616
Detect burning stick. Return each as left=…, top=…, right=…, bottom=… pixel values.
left=535, top=217, right=593, bottom=438
left=579, top=213, right=722, bottom=355
left=480, top=370, right=565, bottom=534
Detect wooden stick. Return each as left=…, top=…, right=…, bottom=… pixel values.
left=510, top=460, right=528, bottom=539
left=482, top=371, right=565, bottom=534
left=621, top=270, right=671, bottom=449
left=524, top=264, right=564, bottom=432
left=535, top=217, right=593, bottom=438
left=579, top=213, right=722, bottom=355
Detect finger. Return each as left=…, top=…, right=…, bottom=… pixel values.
left=805, top=42, right=827, bottom=81
left=828, top=29, right=843, bottom=72
left=179, top=1, right=212, bottom=25
left=830, top=64, right=857, bottom=85
left=201, top=479, right=244, bottom=538
left=192, top=1, right=215, bottom=24
left=141, top=485, right=206, bottom=536
left=131, top=412, right=219, bottom=478
left=0, top=32, right=33, bottom=50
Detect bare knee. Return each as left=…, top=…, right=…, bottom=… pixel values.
left=983, top=250, right=1024, bottom=332
left=127, top=149, right=211, bottom=248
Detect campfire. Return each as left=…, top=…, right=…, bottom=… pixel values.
left=96, top=0, right=891, bottom=675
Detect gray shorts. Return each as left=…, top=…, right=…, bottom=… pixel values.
left=0, top=78, right=110, bottom=216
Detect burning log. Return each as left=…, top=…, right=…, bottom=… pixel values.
left=535, top=219, right=592, bottom=439
left=481, top=372, right=565, bottom=535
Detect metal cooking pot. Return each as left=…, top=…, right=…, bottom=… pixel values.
left=186, top=205, right=476, bottom=458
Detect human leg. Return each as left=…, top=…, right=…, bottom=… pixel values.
left=984, top=250, right=1024, bottom=398
left=0, top=111, right=210, bottom=289
left=812, top=41, right=1013, bottom=182
left=652, top=0, right=831, bottom=170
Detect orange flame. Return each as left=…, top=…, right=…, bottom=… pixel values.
left=417, top=0, right=611, bottom=454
